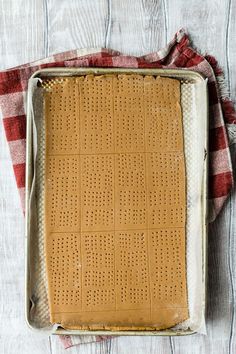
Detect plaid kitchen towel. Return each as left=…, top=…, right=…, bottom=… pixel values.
left=0, top=28, right=235, bottom=348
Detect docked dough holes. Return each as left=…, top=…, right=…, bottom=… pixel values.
left=43, top=75, right=188, bottom=330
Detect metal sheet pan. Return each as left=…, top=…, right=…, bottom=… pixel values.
left=25, top=67, right=208, bottom=336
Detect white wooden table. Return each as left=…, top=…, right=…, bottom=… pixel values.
left=0, top=1, right=235, bottom=353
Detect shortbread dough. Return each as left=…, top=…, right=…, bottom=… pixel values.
left=43, top=74, right=188, bottom=330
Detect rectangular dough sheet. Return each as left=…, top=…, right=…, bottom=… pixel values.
left=43, top=75, right=188, bottom=330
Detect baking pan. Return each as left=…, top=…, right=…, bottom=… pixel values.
left=25, top=67, right=208, bottom=336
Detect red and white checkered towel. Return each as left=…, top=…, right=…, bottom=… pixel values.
left=0, top=29, right=235, bottom=348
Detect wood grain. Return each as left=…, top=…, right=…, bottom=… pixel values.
left=0, top=0, right=45, bottom=69
left=0, top=0, right=236, bottom=353
left=108, top=0, right=167, bottom=55
left=165, top=1, right=235, bottom=353
left=46, top=0, right=108, bottom=55
left=226, top=0, right=236, bottom=102
left=110, top=336, right=173, bottom=354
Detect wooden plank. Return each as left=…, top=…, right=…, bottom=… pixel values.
left=227, top=0, right=236, bottom=101
left=110, top=336, right=172, bottom=354
left=165, top=0, right=234, bottom=353
left=0, top=0, right=45, bottom=69
left=108, top=0, right=167, bottom=55
left=102, top=8, right=167, bottom=354
left=0, top=336, right=51, bottom=354
left=46, top=0, right=108, bottom=55
left=105, top=3, right=173, bottom=352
